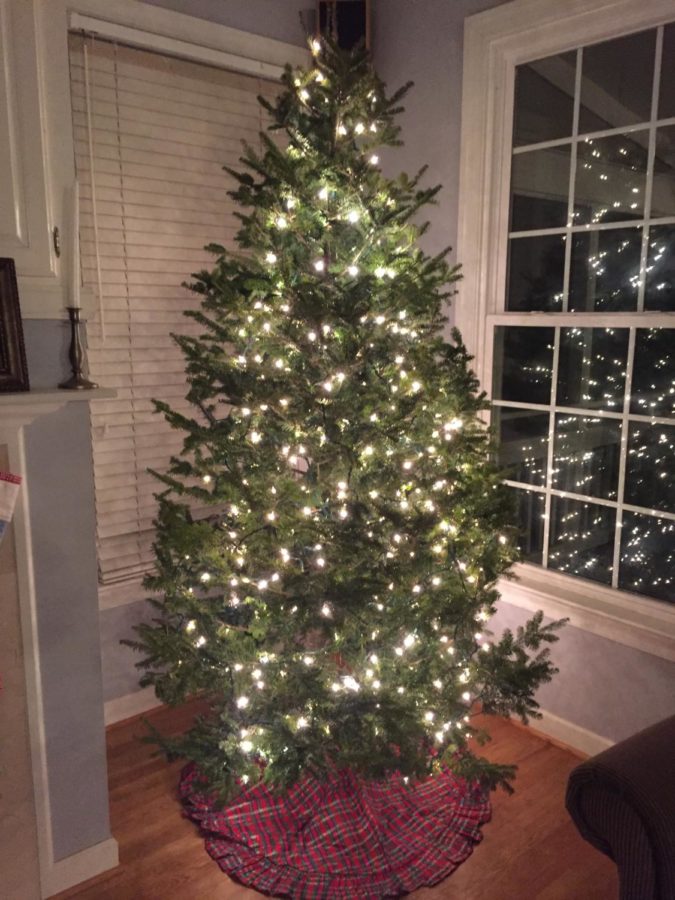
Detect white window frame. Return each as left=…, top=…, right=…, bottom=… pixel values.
left=457, top=0, right=675, bottom=661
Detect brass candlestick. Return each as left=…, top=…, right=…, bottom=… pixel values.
left=59, top=307, right=98, bottom=390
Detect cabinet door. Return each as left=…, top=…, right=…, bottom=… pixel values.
left=0, top=0, right=56, bottom=281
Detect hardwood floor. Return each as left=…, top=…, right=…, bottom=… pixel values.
left=53, top=702, right=619, bottom=900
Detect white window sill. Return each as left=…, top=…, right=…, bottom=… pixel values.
left=499, top=563, right=675, bottom=662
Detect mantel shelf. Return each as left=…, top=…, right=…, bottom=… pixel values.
left=0, top=388, right=116, bottom=432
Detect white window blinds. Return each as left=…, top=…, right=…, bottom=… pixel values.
left=68, top=34, right=277, bottom=584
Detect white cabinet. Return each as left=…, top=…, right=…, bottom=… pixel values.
left=0, top=0, right=64, bottom=316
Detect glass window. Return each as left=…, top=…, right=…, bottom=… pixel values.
left=574, top=133, right=648, bottom=226
left=496, top=22, right=675, bottom=604
left=513, top=51, right=576, bottom=147
left=578, top=30, right=655, bottom=134
left=568, top=228, right=642, bottom=312
left=511, top=146, right=571, bottom=231
left=507, top=235, right=565, bottom=311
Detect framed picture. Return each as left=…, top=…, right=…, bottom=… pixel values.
left=0, top=258, right=29, bottom=392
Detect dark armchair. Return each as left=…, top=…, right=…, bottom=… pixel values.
left=566, top=715, right=675, bottom=900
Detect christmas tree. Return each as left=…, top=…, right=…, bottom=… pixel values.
left=128, top=39, right=563, bottom=802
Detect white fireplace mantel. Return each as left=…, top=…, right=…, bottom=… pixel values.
left=0, top=388, right=116, bottom=433
left=0, top=387, right=118, bottom=898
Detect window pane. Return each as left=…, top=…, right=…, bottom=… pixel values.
left=620, top=511, right=675, bottom=602
left=568, top=227, right=641, bottom=311
left=548, top=496, right=615, bottom=585
left=510, top=487, right=546, bottom=564
left=495, top=407, right=549, bottom=486
left=557, top=327, right=628, bottom=411
left=493, top=327, right=555, bottom=405
left=659, top=24, right=675, bottom=119
left=651, top=125, right=675, bottom=218
left=631, top=329, right=675, bottom=418
left=574, top=133, right=648, bottom=226
left=578, top=30, right=656, bottom=134
left=553, top=414, right=621, bottom=500
left=645, top=224, right=675, bottom=311
left=507, top=235, right=565, bottom=311
left=513, top=51, right=576, bottom=147
left=625, top=422, right=675, bottom=514
left=510, top=146, right=571, bottom=231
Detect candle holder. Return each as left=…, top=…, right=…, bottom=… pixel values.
left=59, top=306, right=98, bottom=390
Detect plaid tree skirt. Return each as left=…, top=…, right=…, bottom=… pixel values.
left=179, top=763, right=491, bottom=899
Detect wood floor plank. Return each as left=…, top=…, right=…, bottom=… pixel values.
left=52, top=702, right=619, bottom=900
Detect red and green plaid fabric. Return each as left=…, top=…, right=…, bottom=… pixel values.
left=179, top=763, right=491, bottom=899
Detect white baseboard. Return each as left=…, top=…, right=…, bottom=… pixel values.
left=104, top=686, right=163, bottom=726
left=530, top=708, right=614, bottom=757
left=42, top=837, right=118, bottom=898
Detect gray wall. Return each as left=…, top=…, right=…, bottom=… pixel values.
left=490, top=604, right=675, bottom=742
left=141, top=0, right=311, bottom=46
left=373, top=0, right=510, bottom=263
left=23, top=319, right=71, bottom=389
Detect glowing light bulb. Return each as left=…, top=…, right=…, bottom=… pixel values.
left=299, top=89, right=310, bottom=101
left=347, top=209, right=360, bottom=223
left=265, top=252, right=277, bottom=264
left=347, top=264, right=359, bottom=276
left=297, top=716, right=308, bottom=729
left=200, top=572, right=211, bottom=583
left=276, top=215, right=288, bottom=229
left=369, top=154, right=379, bottom=165
left=311, top=38, right=321, bottom=54
left=240, top=739, right=253, bottom=752
left=321, top=603, right=332, bottom=617
left=318, top=186, right=329, bottom=200
left=250, top=431, right=261, bottom=444
left=354, top=122, right=365, bottom=134
left=236, top=696, right=249, bottom=709
left=313, top=259, right=325, bottom=272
